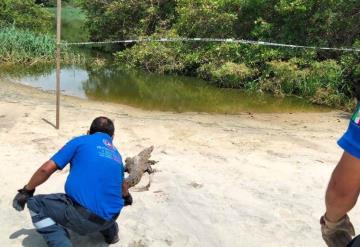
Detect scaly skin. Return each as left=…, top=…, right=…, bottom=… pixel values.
left=124, top=146, right=157, bottom=188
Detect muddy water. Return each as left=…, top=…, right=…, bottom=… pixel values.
left=0, top=62, right=328, bottom=113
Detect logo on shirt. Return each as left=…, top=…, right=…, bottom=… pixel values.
left=103, top=139, right=114, bottom=149
left=97, top=139, right=121, bottom=164
left=351, top=105, right=360, bottom=125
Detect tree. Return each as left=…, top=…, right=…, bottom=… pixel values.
left=0, top=0, right=52, bottom=33
left=79, top=0, right=176, bottom=42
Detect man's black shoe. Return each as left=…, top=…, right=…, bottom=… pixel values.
left=105, top=233, right=119, bottom=244
left=101, top=222, right=119, bottom=244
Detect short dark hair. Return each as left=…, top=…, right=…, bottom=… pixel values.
left=89, top=116, right=115, bottom=137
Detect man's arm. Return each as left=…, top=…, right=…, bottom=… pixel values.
left=13, top=160, right=58, bottom=211
left=325, top=151, right=360, bottom=222
left=25, top=160, right=58, bottom=190
left=122, top=181, right=130, bottom=197
left=24, top=136, right=77, bottom=190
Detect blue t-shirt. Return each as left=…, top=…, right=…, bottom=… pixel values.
left=51, top=132, right=124, bottom=220
left=338, top=104, right=360, bottom=160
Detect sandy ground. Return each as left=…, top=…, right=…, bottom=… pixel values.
left=0, top=78, right=359, bottom=247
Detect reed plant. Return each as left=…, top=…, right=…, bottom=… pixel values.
left=0, top=26, right=84, bottom=65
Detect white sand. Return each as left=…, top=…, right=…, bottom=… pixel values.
left=0, top=79, right=358, bottom=247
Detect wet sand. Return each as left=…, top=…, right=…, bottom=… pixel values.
left=0, top=79, right=356, bottom=247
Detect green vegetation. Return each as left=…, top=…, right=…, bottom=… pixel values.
left=80, top=0, right=360, bottom=110
left=0, top=0, right=52, bottom=32
left=47, top=6, right=89, bottom=42
left=0, top=27, right=84, bottom=64
left=79, top=0, right=176, bottom=42
left=35, top=0, right=75, bottom=7
left=0, top=27, right=55, bottom=64
left=0, top=1, right=86, bottom=65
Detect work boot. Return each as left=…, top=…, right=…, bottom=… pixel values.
left=101, top=222, right=119, bottom=244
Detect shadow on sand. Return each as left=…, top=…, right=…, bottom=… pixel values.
left=336, top=111, right=352, bottom=120
left=10, top=228, right=110, bottom=247
left=41, top=118, right=57, bottom=129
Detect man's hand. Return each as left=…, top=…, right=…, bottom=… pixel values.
left=123, top=193, right=133, bottom=206
left=13, top=186, right=35, bottom=211
left=320, top=214, right=355, bottom=247
left=122, top=181, right=132, bottom=206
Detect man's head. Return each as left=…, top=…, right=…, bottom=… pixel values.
left=89, top=116, right=115, bottom=137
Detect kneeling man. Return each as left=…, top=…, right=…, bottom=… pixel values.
left=13, top=116, right=132, bottom=246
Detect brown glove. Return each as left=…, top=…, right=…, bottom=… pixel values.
left=320, top=214, right=355, bottom=247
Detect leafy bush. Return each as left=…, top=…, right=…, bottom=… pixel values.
left=307, top=60, right=352, bottom=108
left=116, top=41, right=184, bottom=74
left=198, top=62, right=256, bottom=88
left=0, top=0, right=52, bottom=33
left=78, top=0, right=176, bottom=42
left=35, top=0, right=74, bottom=7
left=175, top=0, right=237, bottom=38
left=259, top=60, right=307, bottom=96
left=47, top=6, right=89, bottom=42
left=257, top=59, right=354, bottom=109
left=308, top=60, right=344, bottom=91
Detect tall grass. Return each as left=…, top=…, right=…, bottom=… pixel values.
left=0, top=26, right=84, bottom=64
left=0, top=27, right=55, bottom=64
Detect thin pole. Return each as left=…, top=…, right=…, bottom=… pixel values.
left=55, top=0, right=61, bottom=129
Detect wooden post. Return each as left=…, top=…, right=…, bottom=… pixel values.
left=55, top=0, right=61, bottom=129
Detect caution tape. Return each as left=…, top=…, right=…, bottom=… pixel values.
left=61, top=37, right=360, bottom=52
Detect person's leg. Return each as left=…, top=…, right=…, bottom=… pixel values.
left=28, top=193, right=120, bottom=245
left=27, top=194, right=72, bottom=247
left=100, top=221, right=119, bottom=244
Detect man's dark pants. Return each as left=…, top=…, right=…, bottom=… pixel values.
left=27, top=193, right=118, bottom=247
left=349, top=235, right=360, bottom=247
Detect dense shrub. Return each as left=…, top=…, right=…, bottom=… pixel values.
left=198, top=62, right=256, bottom=88
left=260, top=60, right=308, bottom=96
left=78, top=0, right=176, bottom=42
left=258, top=59, right=355, bottom=109
left=116, top=41, right=184, bottom=74
left=0, top=0, right=52, bottom=33
left=47, top=6, right=89, bottom=42
left=307, top=60, right=352, bottom=108
left=175, top=0, right=237, bottom=38
left=35, top=0, right=74, bottom=7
